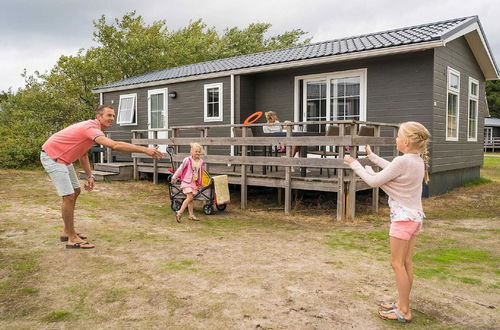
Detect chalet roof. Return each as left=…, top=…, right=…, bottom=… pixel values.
left=95, top=16, right=499, bottom=93
left=485, top=117, right=500, bottom=127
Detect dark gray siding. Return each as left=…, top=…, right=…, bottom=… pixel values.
left=237, top=75, right=255, bottom=125
left=103, top=76, right=232, bottom=157
left=426, top=166, right=480, bottom=196
left=238, top=51, right=434, bottom=140
left=432, top=37, right=486, bottom=173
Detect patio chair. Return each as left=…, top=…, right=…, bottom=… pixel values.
left=232, top=127, right=268, bottom=173
left=307, top=125, right=341, bottom=177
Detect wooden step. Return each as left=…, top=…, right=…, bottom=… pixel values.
left=79, top=170, right=118, bottom=182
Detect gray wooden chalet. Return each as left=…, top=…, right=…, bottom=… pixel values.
left=93, top=16, right=499, bottom=196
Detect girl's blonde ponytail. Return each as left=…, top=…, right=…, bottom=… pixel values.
left=399, top=121, right=431, bottom=183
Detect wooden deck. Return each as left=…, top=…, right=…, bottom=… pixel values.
left=97, top=120, right=399, bottom=221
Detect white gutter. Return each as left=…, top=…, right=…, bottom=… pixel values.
left=93, top=40, right=444, bottom=94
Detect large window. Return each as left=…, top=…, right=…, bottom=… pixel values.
left=306, top=80, right=326, bottom=123
left=467, top=77, right=479, bottom=141
left=117, top=93, right=137, bottom=125
left=204, top=83, right=223, bottom=122
left=300, top=69, right=366, bottom=132
left=446, top=67, right=460, bottom=141
left=330, top=76, right=361, bottom=121
left=149, top=90, right=166, bottom=130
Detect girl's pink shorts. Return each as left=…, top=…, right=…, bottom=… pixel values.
left=389, top=221, right=422, bottom=241
left=181, top=181, right=199, bottom=195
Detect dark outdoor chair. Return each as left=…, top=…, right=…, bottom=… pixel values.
left=307, top=125, right=341, bottom=177
left=232, top=127, right=268, bottom=173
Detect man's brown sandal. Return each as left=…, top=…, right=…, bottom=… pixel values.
left=176, top=211, right=182, bottom=223
left=189, top=215, right=200, bottom=221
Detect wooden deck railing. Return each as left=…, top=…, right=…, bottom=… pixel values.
left=121, top=120, right=399, bottom=221
left=484, top=137, right=500, bottom=152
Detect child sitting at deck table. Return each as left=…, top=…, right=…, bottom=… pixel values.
left=343, top=121, right=430, bottom=323
left=263, top=111, right=285, bottom=152
left=171, top=143, right=205, bottom=222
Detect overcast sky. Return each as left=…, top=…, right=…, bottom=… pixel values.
left=1, top=0, right=499, bottom=92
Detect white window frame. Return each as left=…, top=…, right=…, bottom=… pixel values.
left=446, top=67, right=460, bottom=141
left=204, top=83, right=223, bottom=122
left=117, top=93, right=137, bottom=125
left=295, top=68, right=367, bottom=130
left=147, top=88, right=167, bottom=131
left=467, top=77, right=479, bottom=142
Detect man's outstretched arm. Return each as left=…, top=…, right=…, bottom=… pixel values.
left=94, top=136, right=163, bottom=160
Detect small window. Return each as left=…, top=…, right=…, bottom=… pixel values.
left=117, top=93, right=137, bottom=125
left=446, top=67, right=460, bottom=141
left=204, top=83, right=223, bottom=122
left=467, top=78, right=479, bottom=141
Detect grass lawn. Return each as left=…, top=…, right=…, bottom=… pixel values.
left=0, top=155, right=498, bottom=328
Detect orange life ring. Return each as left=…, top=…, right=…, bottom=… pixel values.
left=243, top=111, right=263, bottom=125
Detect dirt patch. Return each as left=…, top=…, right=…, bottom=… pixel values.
left=0, top=169, right=499, bottom=329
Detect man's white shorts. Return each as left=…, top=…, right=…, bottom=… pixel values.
left=40, top=151, right=80, bottom=196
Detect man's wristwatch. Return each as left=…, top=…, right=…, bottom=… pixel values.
left=89, top=174, right=95, bottom=180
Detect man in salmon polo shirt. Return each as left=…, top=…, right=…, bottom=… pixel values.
left=40, top=105, right=164, bottom=249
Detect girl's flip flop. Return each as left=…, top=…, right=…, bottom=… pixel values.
left=60, top=233, right=87, bottom=242
left=66, top=241, right=94, bottom=249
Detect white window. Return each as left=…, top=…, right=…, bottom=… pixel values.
left=299, top=69, right=366, bottom=133
left=204, top=83, right=223, bottom=122
left=446, top=67, right=460, bottom=141
left=117, top=93, right=137, bottom=125
left=467, top=77, right=479, bottom=141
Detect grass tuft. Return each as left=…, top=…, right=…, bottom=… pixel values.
left=463, top=177, right=492, bottom=187
left=161, top=260, right=196, bottom=271
left=42, top=310, right=72, bottom=322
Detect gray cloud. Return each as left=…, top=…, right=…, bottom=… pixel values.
left=1, top=0, right=499, bottom=91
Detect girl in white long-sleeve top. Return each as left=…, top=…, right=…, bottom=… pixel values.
left=344, top=121, right=430, bottom=323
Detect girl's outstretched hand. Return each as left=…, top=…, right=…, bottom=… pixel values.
left=365, top=145, right=373, bottom=155
left=343, top=155, right=356, bottom=165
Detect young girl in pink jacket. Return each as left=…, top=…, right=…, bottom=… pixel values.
left=344, top=121, right=430, bottom=323
left=171, top=143, right=205, bottom=222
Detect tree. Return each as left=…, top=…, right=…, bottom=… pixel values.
left=486, top=80, right=500, bottom=118
left=0, top=11, right=310, bottom=168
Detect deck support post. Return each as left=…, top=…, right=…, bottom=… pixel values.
left=346, top=124, right=358, bottom=221
left=240, top=127, right=248, bottom=210
left=284, top=125, right=293, bottom=215
left=153, top=130, right=158, bottom=184
left=372, top=126, right=381, bottom=212
left=106, top=132, right=112, bottom=164
left=133, top=131, right=139, bottom=180
left=336, top=124, right=346, bottom=221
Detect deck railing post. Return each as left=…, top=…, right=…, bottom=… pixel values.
left=106, top=132, right=112, bottom=164
left=153, top=130, right=158, bottom=184
left=202, top=128, right=208, bottom=171
left=284, top=125, right=293, bottom=215
left=336, top=124, right=346, bottom=221
left=240, top=127, right=248, bottom=210
left=346, top=124, right=358, bottom=221
left=172, top=128, right=179, bottom=169
left=372, top=125, right=381, bottom=212
left=133, top=131, right=138, bottom=180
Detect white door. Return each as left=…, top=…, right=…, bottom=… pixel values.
left=301, top=69, right=366, bottom=132
left=485, top=127, right=493, bottom=143
left=148, top=88, right=168, bottom=152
